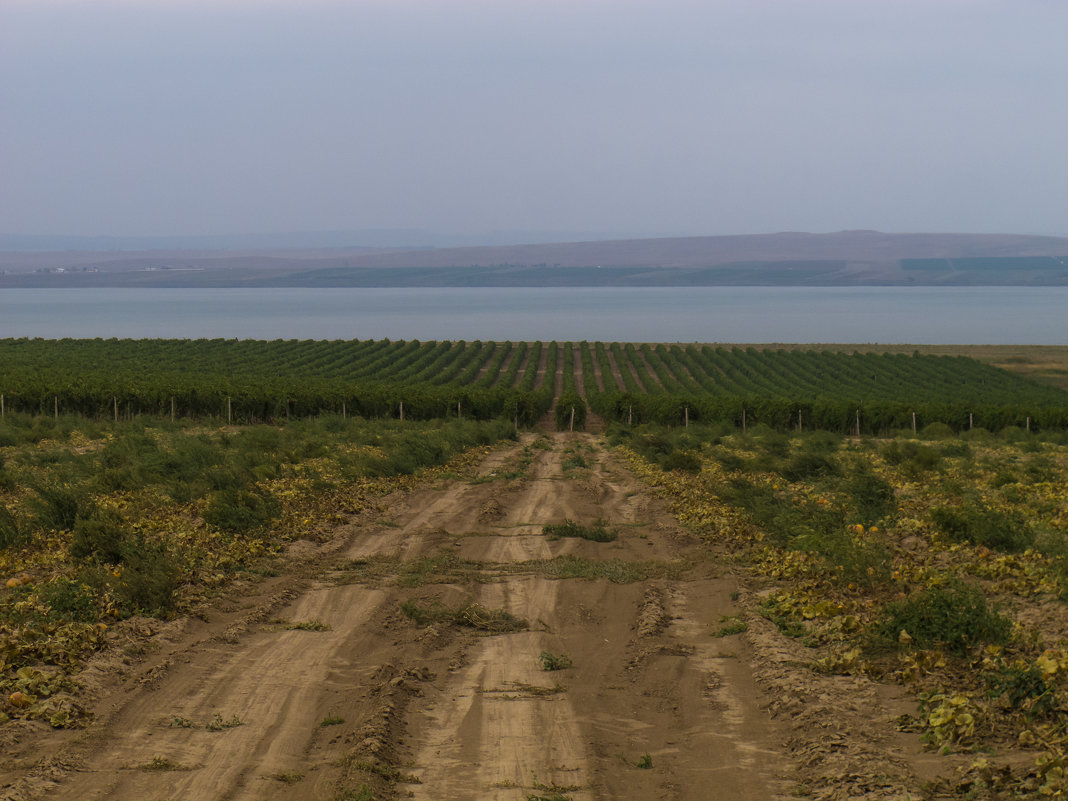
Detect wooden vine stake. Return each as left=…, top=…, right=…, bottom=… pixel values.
left=855, top=409, right=861, bottom=438
left=912, top=411, right=917, bottom=434
left=342, top=401, right=346, bottom=420
left=171, top=396, right=175, bottom=422
left=227, top=396, right=232, bottom=424
left=797, top=408, right=802, bottom=432
left=627, top=405, right=633, bottom=426
left=569, top=406, right=575, bottom=432
left=399, top=401, right=404, bottom=421
left=684, top=406, right=689, bottom=428
left=1026, top=416, right=1030, bottom=432
left=113, top=396, right=118, bottom=423
left=1, top=394, right=4, bottom=418
left=741, top=407, right=746, bottom=433
left=969, top=412, right=974, bottom=430
left=54, top=395, right=58, bottom=421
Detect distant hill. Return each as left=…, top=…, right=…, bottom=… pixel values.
left=2, top=230, right=1066, bottom=287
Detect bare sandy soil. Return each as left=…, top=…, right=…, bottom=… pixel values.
left=0, top=433, right=941, bottom=800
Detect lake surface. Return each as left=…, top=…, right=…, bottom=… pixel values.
left=0, top=287, right=1064, bottom=344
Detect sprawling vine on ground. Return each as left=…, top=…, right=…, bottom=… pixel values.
left=0, top=414, right=516, bottom=727
left=615, top=421, right=1068, bottom=798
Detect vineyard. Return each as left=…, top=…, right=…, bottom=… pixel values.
left=2, top=338, right=1067, bottom=432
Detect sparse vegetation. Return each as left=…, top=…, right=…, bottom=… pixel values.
left=711, top=616, right=748, bottom=637
left=285, top=619, right=331, bottom=631
left=542, top=519, right=617, bottom=543
left=138, top=756, right=191, bottom=771
left=399, top=599, right=528, bottom=632
left=538, top=651, right=572, bottom=671
left=205, top=713, right=245, bottom=731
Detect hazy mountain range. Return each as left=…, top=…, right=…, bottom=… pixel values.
left=1, top=230, right=1066, bottom=287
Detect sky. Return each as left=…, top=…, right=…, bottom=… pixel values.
left=2, top=0, right=1067, bottom=243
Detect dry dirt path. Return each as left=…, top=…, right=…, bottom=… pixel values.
left=1, top=434, right=789, bottom=801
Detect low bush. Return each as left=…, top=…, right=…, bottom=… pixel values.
left=28, top=485, right=86, bottom=532
left=660, top=450, right=702, bottom=473
left=40, top=577, right=100, bottom=622
left=930, top=504, right=1034, bottom=553
left=873, top=580, right=1011, bottom=655
left=70, top=513, right=128, bottom=563
left=203, top=488, right=280, bottom=535
left=115, top=539, right=180, bottom=615
left=0, top=507, right=29, bottom=550
left=845, top=470, right=896, bottom=526
left=880, top=440, right=941, bottom=475
left=779, top=451, right=838, bottom=482
left=539, top=651, right=573, bottom=671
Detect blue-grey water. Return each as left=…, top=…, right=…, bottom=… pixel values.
left=0, top=287, right=1064, bottom=344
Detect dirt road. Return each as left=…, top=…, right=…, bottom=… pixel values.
left=1, top=433, right=788, bottom=800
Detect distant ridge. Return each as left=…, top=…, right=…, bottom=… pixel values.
left=2, top=230, right=1067, bottom=287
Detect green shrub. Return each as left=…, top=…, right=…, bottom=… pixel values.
left=779, top=452, right=838, bottom=482
left=116, top=539, right=180, bottom=615
left=40, top=578, right=100, bottom=622
left=660, top=450, right=702, bottom=473
left=845, top=471, right=896, bottom=526
left=203, top=489, right=279, bottom=534
left=920, top=422, right=955, bottom=439
left=28, top=485, right=86, bottom=532
left=880, top=440, right=942, bottom=478
left=0, top=507, right=29, bottom=550
left=873, top=580, right=1011, bottom=655
left=930, top=504, right=1034, bottom=553
left=71, top=513, right=128, bottom=563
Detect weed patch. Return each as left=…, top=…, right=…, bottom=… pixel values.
left=400, top=599, right=527, bottom=633
left=285, top=620, right=331, bottom=631
left=711, top=616, right=748, bottom=637
left=205, top=713, right=245, bottom=731
left=138, top=757, right=191, bottom=771
left=542, top=520, right=617, bottom=543
left=538, top=651, right=572, bottom=671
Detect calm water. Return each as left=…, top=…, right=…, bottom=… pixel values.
left=0, top=287, right=1065, bottom=344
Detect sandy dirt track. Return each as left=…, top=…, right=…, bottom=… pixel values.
left=0, top=433, right=789, bottom=801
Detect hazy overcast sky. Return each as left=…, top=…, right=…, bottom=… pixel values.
left=2, top=0, right=1066, bottom=240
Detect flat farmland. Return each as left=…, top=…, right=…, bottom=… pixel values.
left=2, top=342, right=1068, bottom=800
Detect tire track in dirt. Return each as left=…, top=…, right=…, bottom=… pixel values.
left=5, top=433, right=790, bottom=801
left=402, top=434, right=787, bottom=800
